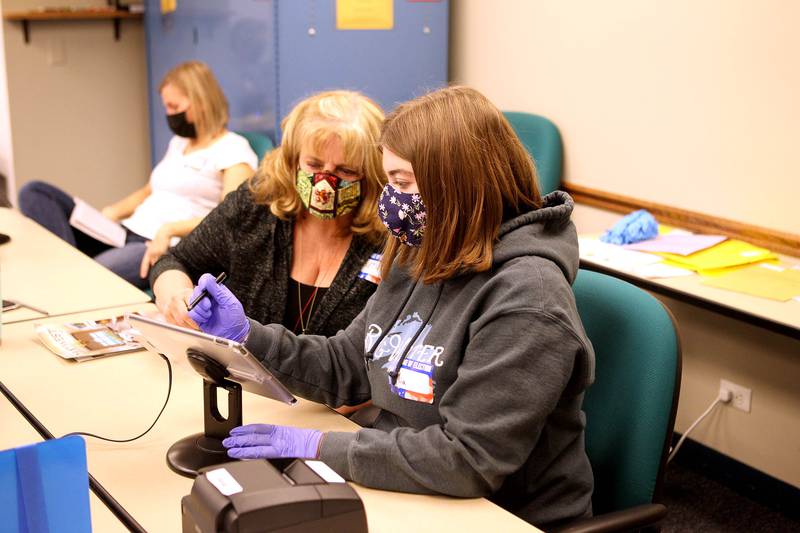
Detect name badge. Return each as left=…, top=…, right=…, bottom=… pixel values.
left=358, top=253, right=382, bottom=284
left=392, top=359, right=435, bottom=404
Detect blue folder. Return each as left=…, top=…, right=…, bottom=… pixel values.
left=0, top=436, right=92, bottom=533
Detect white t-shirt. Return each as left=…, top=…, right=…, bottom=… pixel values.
left=123, top=131, right=258, bottom=240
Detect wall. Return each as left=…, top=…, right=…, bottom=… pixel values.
left=664, top=296, right=799, bottom=488
left=450, top=0, right=799, bottom=235
left=0, top=0, right=14, bottom=200
left=2, top=0, right=149, bottom=207
left=451, top=0, right=800, bottom=488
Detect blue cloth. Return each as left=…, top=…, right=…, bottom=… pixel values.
left=600, top=209, right=658, bottom=245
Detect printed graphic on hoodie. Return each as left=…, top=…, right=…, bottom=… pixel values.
left=365, top=312, right=445, bottom=404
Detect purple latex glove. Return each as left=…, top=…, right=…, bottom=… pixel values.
left=223, top=424, right=324, bottom=460
left=187, top=273, right=250, bottom=343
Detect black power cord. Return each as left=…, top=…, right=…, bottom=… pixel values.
left=64, top=352, right=172, bottom=443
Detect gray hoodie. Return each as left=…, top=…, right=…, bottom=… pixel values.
left=245, top=191, right=595, bottom=529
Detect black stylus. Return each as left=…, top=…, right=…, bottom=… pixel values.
left=186, top=272, right=227, bottom=311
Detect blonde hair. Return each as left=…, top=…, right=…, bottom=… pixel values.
left=160, top=61, right=228, bottom=143
left=380, top=86, right=542, bottom=284
left=250, top=90, right=387, bottom=244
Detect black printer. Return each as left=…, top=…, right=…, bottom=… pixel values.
left=182, top=458, right=368, bottom=532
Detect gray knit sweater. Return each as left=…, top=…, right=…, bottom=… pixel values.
left=150, top=182, right=382, bottom=337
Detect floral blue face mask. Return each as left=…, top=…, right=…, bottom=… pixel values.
left=378, top=184, right=426, bottom=247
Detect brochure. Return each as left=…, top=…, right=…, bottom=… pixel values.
left=68, top=198, right=126, bottom=248
left=35, top=315, right=144, bottom=362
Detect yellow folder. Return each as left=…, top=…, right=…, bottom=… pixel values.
left=701, top=264, right=800, bottom=301
left=656, top=239, right=776, bottom=272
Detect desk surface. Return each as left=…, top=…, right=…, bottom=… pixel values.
left=0, top=207, right=151, bottom=324
left=572, top=204, right=800, bottom=339
left=0, top=388, right=129, bottom=532
left=1, top=305, right=539, bottom=533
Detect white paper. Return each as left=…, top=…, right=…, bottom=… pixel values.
left=304, top=460, right=345, bottom=483
left=664, top=228, right=693, bottom=236
left=206, top=468, right=244, bottom=496
left=633, top=263, right=694, bottom=279
left=579, top=238, right=662, bottom=271
left=69, top=198, right=126, bottom=248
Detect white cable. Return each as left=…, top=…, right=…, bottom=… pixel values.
left=667, top=388, right=732, bottom=463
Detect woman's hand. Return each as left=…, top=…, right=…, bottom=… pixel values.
left=187, top=273, right=250, bottom=342
left=156, top=286, right=197, bottom=329
left=223, top=424, right=323, bottom=460
left=139, top=226, right=173, bottom=279
left=101, top=206, right=120, bottom=221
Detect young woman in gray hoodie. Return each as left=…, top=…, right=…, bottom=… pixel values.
left=187, top=86, right=595, bottom=530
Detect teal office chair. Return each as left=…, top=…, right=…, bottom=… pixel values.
left=558, top=269, right=682, bottom=532
left=503, top=111, right=563, bottom=195
left=236, top=131, right=274, bottom=163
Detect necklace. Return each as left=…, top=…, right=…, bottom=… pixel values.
left=292, top=258, right=337, bottom=335
left=295, top=282, right=319, bottom=335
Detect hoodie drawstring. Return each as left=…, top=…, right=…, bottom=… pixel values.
left=388, top=283, right=444, bottom=386
left=363, top=278, right=419, bottom=369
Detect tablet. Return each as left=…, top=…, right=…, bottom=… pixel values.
left=127, top=314, right=296, bottom=406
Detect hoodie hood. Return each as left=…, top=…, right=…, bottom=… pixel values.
left=494, top=191, right=579, bottom=284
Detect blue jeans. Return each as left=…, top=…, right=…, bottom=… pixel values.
left=18, top=180, right=151, bottom=289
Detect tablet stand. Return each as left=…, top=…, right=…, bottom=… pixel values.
left=166, top=349, right=243, bottom=478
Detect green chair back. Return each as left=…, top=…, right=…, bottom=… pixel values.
left=503, top=111, right=563, bottom=195
left=236, top=131, right=274, bottom=163
left=573, top=269, right=681, bottom=514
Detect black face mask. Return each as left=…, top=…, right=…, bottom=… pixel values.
left=166, top=111, right=197, bottom=138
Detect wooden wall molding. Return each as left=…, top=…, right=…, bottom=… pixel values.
left=562, top=181, right=800, bottom=257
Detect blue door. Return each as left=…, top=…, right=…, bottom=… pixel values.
left=145, top=0, right=447, bottom=159
left=144, top=0, right=277, bottom=162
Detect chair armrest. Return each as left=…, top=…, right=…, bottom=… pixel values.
left=552, top=503, right=667, bottom=533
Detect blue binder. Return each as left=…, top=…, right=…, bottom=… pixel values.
left=0, top=436, right=92, bottom=533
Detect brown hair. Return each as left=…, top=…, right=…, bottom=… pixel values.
left=249, top=90, right=387, bottom=244
left=380, top=86, right=542, bottom=284
left=159, top=61, right=228, bottom=143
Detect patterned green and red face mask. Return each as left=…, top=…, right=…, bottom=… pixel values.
left=295, top=169, right=362, bottom=219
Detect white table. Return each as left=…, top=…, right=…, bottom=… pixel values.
left=0, top=207, right=151, bottom=325
left=0, top=388, right=129, bottom=532
left=1, top=305, right=540, bottom=532
left=572, top=203, right=800, bottom=339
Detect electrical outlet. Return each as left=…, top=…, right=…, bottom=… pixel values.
left=720, top=379, right=752, bottom=413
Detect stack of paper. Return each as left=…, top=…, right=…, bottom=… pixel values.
left=701, top=264, right=800, bottom=301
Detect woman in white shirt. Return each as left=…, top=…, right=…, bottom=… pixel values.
left=18, top=61, right=257, bottom=289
